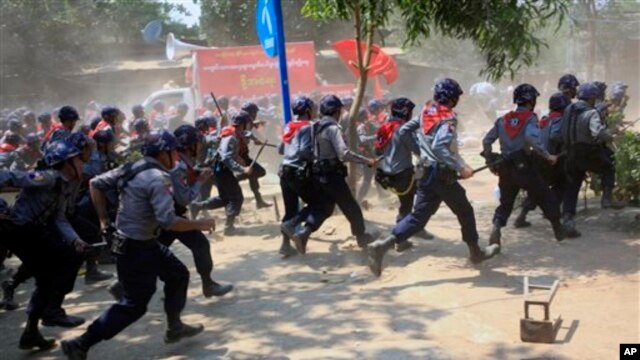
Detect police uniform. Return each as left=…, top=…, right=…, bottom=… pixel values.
left=356, top=113, right=385, bottom=204
left=368, top=79, right=498, bottom=277
left=483, top=97, right=564, bottom=245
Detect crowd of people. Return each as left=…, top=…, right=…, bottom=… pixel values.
left=0, top=73, right=632, bottom=359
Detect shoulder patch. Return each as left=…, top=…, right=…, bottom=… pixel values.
left=28, top=171, right=45, bottom=182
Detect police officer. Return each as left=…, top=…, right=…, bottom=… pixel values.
left=303, top=94, right=379, bottom=250
left=558, top=74, right=580, bottom=102
left=90, top=106, right=124, bottom=139
left=356, top=106, right=385, bottom=206
left=131, top=104, right=145, bottom=123
left=189, top=111, right=252, bottom=235
left=43, top=105, right=80, bottom=145
left=61, top=130, right=214, bottom=358
left=0, top=140, right=90, bottom=350
left=278, top=96, right=334, bottom=256
left=373, top=97, right=433, bottom=240
left=168, top=102, right=190, bottom=132
left=37, top=112, right=52, bottom=139
left=240, top=102, right=272, bottom=208
left=483, top=84, right=565, bottom=248
left=556, top=82, right=623, bottom=237
left=193, top=115, right=219, bottom=211
left=0, top=133, right=21, bottom=169
left=368, top=79, right=499, bottom=277
left=149, top=100, right=167, bottom=130
left=161, top=124, right=233, bottom=297
left=513, top=92, right=571, bottom=228
left=9, top=133, right=42, bottom=171
left=129, top=118, right=150, bottom=153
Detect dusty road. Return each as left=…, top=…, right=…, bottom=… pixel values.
left=1, top=153, right=638, bottom=360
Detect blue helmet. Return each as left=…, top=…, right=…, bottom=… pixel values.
left=141, top=130, right=178, bottom=156
left=37, top=112, right=51, bottom=124
left=232, top=110, right=253, bottom=126
left=611, top=81, right=628, bottom=99
left=241, top=102, right=259, bottom=116
left=43, top=140, right=81, bottom=167
left=577, top=82, right=600, bottom=100
left=68, top=132, right=90, bottom=150
left=101, top=106, right=121, bottom=124
left=433, top=78, right=464, bottom=103
left=131, top=118, right=149, bottom=133
left=93, top=130, right=116, bottom=144
left=513, top=83, right=540, bottom=104
left=8, top=118, right=21, bottom=132
left=194, top=116, right=210, bottom=131
left=390, top=97, right=415, bottom=118
left=319, top=95, right=343, bottom=116
left=357, top=107, right=368, bottom=121
left=292, top=96, right=314, bottom=116
left=131, top=104, right=145, bottom=117
left=4, top=133, right=22, bottom=146
left=24, top=133, right=40, bottom=145
left=174, top=124, right=201, bottom=149
left=367, top=99, right=384, bottom=113
left=58, top=106, right=79, bottom=123
left=558, top=74, right=579, bottom=91
left=340, top=96, right=353, bottom=108
left=593, top=81, right=607, bottom=100
left=549, top=92, right=571, bottom=112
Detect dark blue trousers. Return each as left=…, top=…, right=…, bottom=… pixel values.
left=158, top=229, right=213, bottom=282
left=393, top=168, right=478, bottom=244
left=381, top=168, right=417, bottom=224
left=86, top=241, right=189, bottom=340
left=202, top=165, right=244, bottom=217
left=280, top=170, right=333, bottom=231
left=314, top=172, right=366, bottom=236
left=563, top=145, right=615, bottom=216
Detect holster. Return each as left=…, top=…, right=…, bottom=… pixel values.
left=505, top=150, right=532, bottom=171
left=435, top=165, right=458, bottom=185
left=374, top=169, right=393, bottom=189
left=312, top=159, right=348, bottom=177
left=281, top=164, right=312, bottom=183
left=111, top=232, right=128, bottom=255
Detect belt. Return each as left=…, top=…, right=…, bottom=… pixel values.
left=125, top=239, right=158, bottom=249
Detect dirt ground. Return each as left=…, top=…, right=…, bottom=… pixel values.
left=1, top=148, right=639, bottom=360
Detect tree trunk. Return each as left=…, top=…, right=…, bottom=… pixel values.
left=347, top=1, right=376, bottom=192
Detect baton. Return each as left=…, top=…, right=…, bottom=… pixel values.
left=209, top=91, right=227, bottom=120
left=250, top=140, right=269, bottom=168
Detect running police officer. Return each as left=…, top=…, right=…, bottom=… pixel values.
left=309, top=95, right=379, bottom=249
left=239, top=102, right=272, bottom=208
left=0, top=140, right=90, bottom=350
left=368, top=79, right=499, bottom=277
left=483, top=84, right=565, bottom=249
left=61, top=130, right=214, bottom=359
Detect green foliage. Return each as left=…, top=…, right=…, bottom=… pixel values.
left=614, top=131, right=640, bottom=201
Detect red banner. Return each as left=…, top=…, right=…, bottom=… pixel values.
left=194, top=42, right=317, bottom=98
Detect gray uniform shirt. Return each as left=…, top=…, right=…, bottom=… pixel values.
left=314, top=116, right=370, bottom=165
left=0, top=169, right=79, bottom=244
left=281, top=124, right=314, bottom=169
left=171, top=153, right=201, bottom=207
left=482, top=107, right=550, bottom=159
left=378, top=119, right=419, bottom=175
left=90, top=157, right=176, bottom=241
left=218, top=132, right=246, bottom=174
left=400, top=115, right=465, bottom=172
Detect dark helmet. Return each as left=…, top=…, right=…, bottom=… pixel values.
left=131, top=104, right=145, bottom=117
left=176, top=102, right=189, bottom=114
left=152, top=100, right=165, bottom=112
left=68, top=132, right=90, bottom=150
left=577, top=82, right=600, bottom=100
left=4, top=133, right=22, bottom=146
left=89, top=116, right=102, bottom=130
left=433, top=78, right=464, bottom=103
left=232, top=110, right=253, bottom=126
left=174, top=124, right=202, bottom=149
left=217, top=96, right=229, bottom=108
left=37, top=112, right=51, bottom=124
left=93, top=130, right=116, bottom=144
left=22, top=111, right=36, bottom=124
left=58, top=106, right=80, bottom=123
left=131, top=118, right=149, bottom=133
left=513, top=83, right=540, bottom=104
left=357, top=107, right=368, bottom=121
left=241, top=102, right=259, bottom=116
left=194, top=116, right=209, bottom=131
left=24, top=133, right=40, bottom=145
left=593, top=81, right=607, bottom=100
left=390, top=97, right=416, bottom=118
left=101, top=106, right=121, bottom=124
left=558, top=74, right=579, bottom=91
left=8, top=118, right=22, bottom=132
left=43, top=140, right=81, bottom=167
left=292, top=96, right=314, bottom=116
left=340, top=96, right=354, bottom=108
left=548, top=92, right=571, bottom=112
left=367, top=99, right=384, bottom=113
left=319, top=95, right=343, bottom=116
left=77, top=124, right=91, bottom=135
left=141, top=130, right=178, bottom=157
left=611, top=81, right=628, bottom=99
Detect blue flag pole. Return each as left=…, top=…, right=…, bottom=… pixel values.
left=272, top=0, right=292, bottom=125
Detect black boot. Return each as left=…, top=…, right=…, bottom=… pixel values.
left=356, top=231, right=379, bottom=248
left=562, top=214, right=581, bottom=238
left=513, top=207, right=531, bottom=228
left=415, top=229, right=434, bottom=240
left=395, top=240, right=414, bottom=252
left=255, top=194, right=272, bottom=209
left=165, top=318, right=204, bottom=344
left=61, top=337, right=88, bottom=360
left=84, top=261, right=113, bottom=285
left=489, top=221, right=502, bottom=248
left=467, top=242, right=500, bottom=264
left=202, top=279, right=233, bottom=298
left=292, top=226, right=312, bottom=254
left=107, top=281, right=124, bottom=301
left=280, top=219, right=297, bottom=240
left=551, top=219, right=565, bottom=242
left=367, top=235, right=396, bottom=277
left=19, top=329, right=56, bottom=351
left=223, top=217, right=244, bottom=236
left=1, top=279, right=18, bottom=311
left=279, top=234, right=297, bottom=258
left=42, top=308, right=85, bottom=328
left=601, top=187, right=625, bottom=209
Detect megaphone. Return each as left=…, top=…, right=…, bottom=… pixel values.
left=166, top=33, right=208, bottom=61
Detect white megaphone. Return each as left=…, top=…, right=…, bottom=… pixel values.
left=165, top=32, right=208, bottom=61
